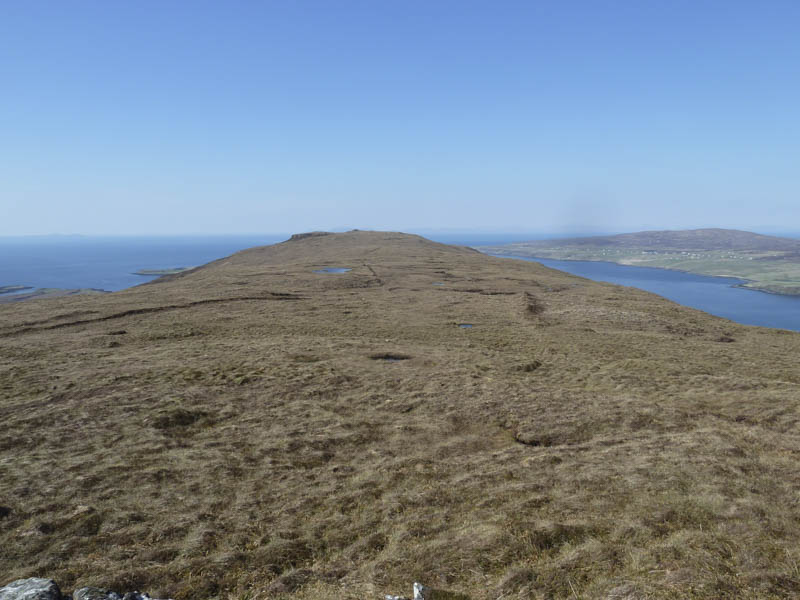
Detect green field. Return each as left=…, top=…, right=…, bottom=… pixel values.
left=482, top=246, right=800, bottom=295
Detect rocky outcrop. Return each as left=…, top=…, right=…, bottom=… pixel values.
left=0, top=581, right=169, bottom=600
left=72, top=589, right=121, bottom=600
left=0, top=580, right=62, bottom=600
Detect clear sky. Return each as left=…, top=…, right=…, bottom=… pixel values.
left=2, top=1, right=799, bottom=235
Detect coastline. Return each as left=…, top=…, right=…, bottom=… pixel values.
left=0, top=285, right=34, bottom=295
left=132, top=267, right=194, bottom=276
left=482, top=250, right=800, bottom=297
left=1, top=268, right=193, bottom=304
left=0, top=288, right=111, bottom=303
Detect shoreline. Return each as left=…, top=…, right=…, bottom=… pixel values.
left=483, top=250, right=800, bottom=298
left=132, top=267, right=194, bottom=276
left=0, top=288, right=111, bottom=303
left=0, top=285, right=34, bottom=295
left=1, top=268, right=193, bottom=303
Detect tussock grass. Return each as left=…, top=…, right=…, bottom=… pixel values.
left=2, top=231, right=800, bottom=599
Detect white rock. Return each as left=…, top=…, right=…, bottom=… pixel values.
left=0, top=579, right=61, bottom=600
left=413, top=582, right=428, bottom=600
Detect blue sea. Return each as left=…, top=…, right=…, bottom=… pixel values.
left=0, top=233, right=546, bottom=292
left=0, top=235, right=285, bottom=293
left=1, top=233, right=799, bottom=332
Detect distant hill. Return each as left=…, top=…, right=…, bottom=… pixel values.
left=521, top=228, right=800, bottom=252
left=480, top=228, right=800, bottom=295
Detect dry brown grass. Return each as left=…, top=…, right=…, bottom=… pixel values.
left=2, top=231, right=800, bottom=599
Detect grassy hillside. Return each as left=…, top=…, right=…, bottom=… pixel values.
left=481, top=229, right=800, bottom=295
left=2, top=231, right=800, bottom=599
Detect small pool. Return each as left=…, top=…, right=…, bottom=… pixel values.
left=370, top=353, right=411, bottom=362
left=458, top=323, right=474, bottom=329
left=313, top=267, right=351, bottom=274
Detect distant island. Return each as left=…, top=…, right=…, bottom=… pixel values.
left=0, top=288, right=109, bottom=303
left=0, top=285, right=33, bottom=295
left=133, top=267, right=194, bottom=276
left=479, top=228, right=800, bottom=296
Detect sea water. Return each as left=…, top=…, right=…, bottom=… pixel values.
left=502, top=255, right=800, bottom=332
left=1, top=234, right=799, bottom=332
left=0, top=235, right=285, bottom=292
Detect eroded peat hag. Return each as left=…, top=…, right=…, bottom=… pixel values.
left=2, top=231, right=800, bottom=600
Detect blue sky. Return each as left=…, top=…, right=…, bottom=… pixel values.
left=2, top=1, right=799, bottom=235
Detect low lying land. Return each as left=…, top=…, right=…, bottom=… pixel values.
left=2, top=231, right=800, bottom=599
left=0, top=288, right=109, bottom=304
left=0, top=285, right=34, bottom=295
left=480, top=228, right=800, bottom=295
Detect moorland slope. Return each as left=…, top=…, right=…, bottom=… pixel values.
left=2, top=231, right=800, bottom=599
